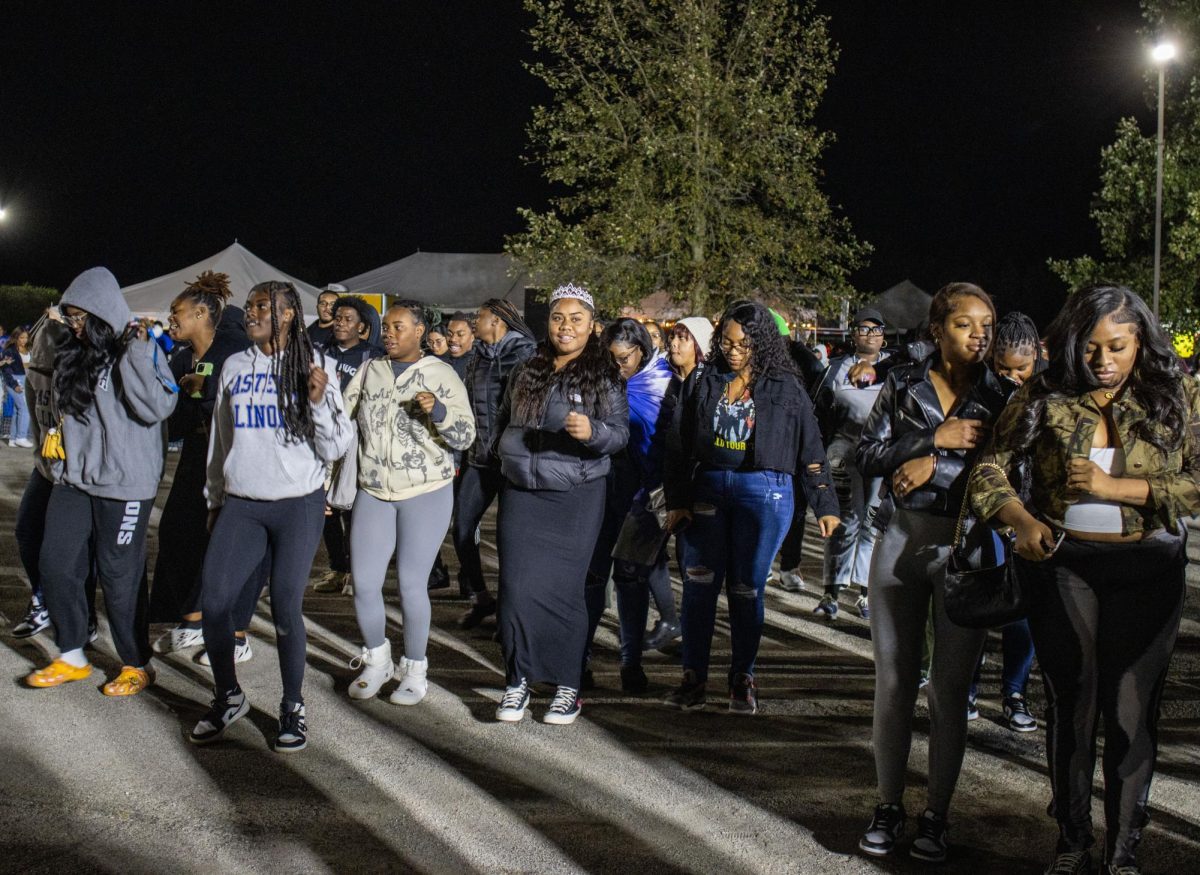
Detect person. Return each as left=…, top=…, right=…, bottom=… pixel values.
left=306, top=284, right=345, bottom=351
left=663, top=301, right=840, bottom=715
left=149, top=272, right=259, bottom=662
left=810, top=308, right=890, bottom=620
left=340, top=301, right=475, bottom=703
left=492, top=283, right=629, bottom=725
left=643, top=319, right=666, bottom=354
left=641, top=316, right=715, bottom=651
left=585, top=318, right=675, bottom=693
left=24, top=267, right=179, bottom=696
left=444, top=312, right=476, bottom=381
left=190, top=281, right=351, bottom=752
left=455, top=299, right=537, bottom=629
left=969, top=285, right=1197, bottom=875
left=426, top=323, right=450, bottom=358
left=966, top=310, right=1043, bottom=731
left=3, top=327, right=33, bottom=447
left=313, top=295, right=384, bottom=595
left=854, top=282, right=1010, bottom=864
left=10, top=313, right=99, bottom=641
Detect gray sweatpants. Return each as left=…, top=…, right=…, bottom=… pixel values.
left=869, top=507, right=987, bottom=815
left=350, top=483, right=454, bottom=659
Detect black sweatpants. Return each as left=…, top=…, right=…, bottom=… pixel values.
left=40, top=484, right=153, bottom=667
left=1020, top=531, right=1186, bottom=867
left=778, top=487, right=809, bottom=570
left=453, top=464, right=505, bottom=595
left=15, top=469, right=97, bottom=617
left=202, top=490, right=326, bottom=704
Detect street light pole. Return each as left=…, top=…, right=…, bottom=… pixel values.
left=1151, top=41, right=1177, bottom=322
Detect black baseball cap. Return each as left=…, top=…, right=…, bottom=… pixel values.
left=853, top=308, right=885, bottom=326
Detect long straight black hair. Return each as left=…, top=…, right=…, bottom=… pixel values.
left=1012, top=284, right=1185, bottom=452
left=54, top=315, right=122, bottom=422
left=251, top=281, right=317, bottom=443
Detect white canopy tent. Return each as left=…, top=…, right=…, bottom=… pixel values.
left=121, top=242, right=322, bottom=319
left=339, top=251, right=528, bottom=313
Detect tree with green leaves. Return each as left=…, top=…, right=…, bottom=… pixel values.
left=506, top=0, right=869, bottom=316
left=1050, top=1, right=1200, bottom=329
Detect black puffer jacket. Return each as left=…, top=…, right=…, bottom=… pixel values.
left=495, top=362, right=629, bottom=491
left=856, top=354, right=1012, bottom=518
left=467, top=330, right=537, bottom=467
left=664, top=366, right=838, bottom=517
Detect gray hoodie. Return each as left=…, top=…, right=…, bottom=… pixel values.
left=56, top=267, right=179, bottom=501
left=205, top=346, right=352, bottom=509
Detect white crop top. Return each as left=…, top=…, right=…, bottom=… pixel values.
left=1062, top=447, right=1126, bottom=534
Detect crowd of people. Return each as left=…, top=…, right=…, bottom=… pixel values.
left=5, top=268, right=1196, bottom=875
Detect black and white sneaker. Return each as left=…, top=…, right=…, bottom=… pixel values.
left=1044, top=850, right=1092, bottom=874
left=1004, top=693, right=1038, bottom=733
left=910, top=808, right=949, bottom=863
left=496, top=680, right=530, bottom=722
left=859, top=803, right=906, bottom=856
left=275, top=702, right=307, bottom=753
left=543, top=686, right=581, bottom=725
left=967, top=695, right=980, bottom=721
left=12, top=596, right=50, bottom=638
left=189, top=688, right=250, bottom=745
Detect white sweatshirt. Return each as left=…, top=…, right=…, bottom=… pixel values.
left=205, top=346, right=352, bottom=509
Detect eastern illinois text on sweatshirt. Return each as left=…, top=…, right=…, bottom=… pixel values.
left=205, top=346, right=352, bottom=509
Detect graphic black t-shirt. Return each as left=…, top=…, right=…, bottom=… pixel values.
left=710, top=388, right=755, bottom=469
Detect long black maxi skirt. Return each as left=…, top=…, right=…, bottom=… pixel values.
left=497, top=477, right=606, bottom=689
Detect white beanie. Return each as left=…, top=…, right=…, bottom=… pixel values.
left=676, top=316, right=715, bottom=357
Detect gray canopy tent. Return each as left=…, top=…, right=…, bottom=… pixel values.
left=869, top=280, right=932, bottom=333
left=339, top=251, right=528, bottom=313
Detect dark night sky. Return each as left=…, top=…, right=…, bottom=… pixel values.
left=0, top=2, right=1155, bottom=329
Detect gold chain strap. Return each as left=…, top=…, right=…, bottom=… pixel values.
left=952, top=462, right=1009, bottom=547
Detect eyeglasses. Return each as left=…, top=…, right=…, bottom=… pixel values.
left=854, top=325, right=885, bottom=336
left=719, top=339, right=751, bottom=354
left=63, top=311, right=88, bottom=328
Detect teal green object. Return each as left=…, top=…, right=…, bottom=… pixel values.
left=769, top=308, right=790, bottom=336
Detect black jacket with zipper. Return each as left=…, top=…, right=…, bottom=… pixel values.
left=856, top=354, right=1012, bottom=518
left=664, top=366, right=838, bottom=517
left=466, top=330, right=537, bottom=467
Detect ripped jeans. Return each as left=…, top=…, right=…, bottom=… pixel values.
left=679, top=468, right=795, bottom=685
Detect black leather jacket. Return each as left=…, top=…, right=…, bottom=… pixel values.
left=856, top=355, right=1012, bottom=518
left=466, top=330, right=537, bottom=467
left=664, top=366, right=838, bottom=517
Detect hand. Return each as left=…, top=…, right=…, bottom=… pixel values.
left=847, top=362, right=876, bottom=385
left=415, top=391, right=437, bottom=415
left=325, top=503, right=334, bottom=517
left=178, top=373, right=205, bottom=396
left=892, top=455, right=936, bottom=498
left=13, top=383, right=22, bottom=394
left=817, top=515, right=842, bottom=538
left=1066, top=458, right=1116, bottom=500
left=666, top=509, right=693, bottom=533
left=1013, top=518, right=1057, bottom=562
left=564, top=410, right=593, bottom=441
left=46, top=306, right=63, bottom=323
left=206, top=508, right=220, bottom=534
left=934, top=417, right=988, bottom=450
left=308, top=363, right=328, bottom=404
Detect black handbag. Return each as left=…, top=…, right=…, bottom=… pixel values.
left=941, top=463, right=1029, bottom=629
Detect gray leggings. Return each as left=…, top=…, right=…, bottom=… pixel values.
left=869, top=507, right=987, bottom=815
left=350, top=483, right=454, bottom=659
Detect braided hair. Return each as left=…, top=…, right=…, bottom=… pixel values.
left=707, top=301, right=796, bottom=388
left=178, top=270, right=233, bottom=327
left=992, top=311, right=1040, bottom=359
left=251, top=281, right=317, bottom=443
left=480, top=298, right=534, bottom=338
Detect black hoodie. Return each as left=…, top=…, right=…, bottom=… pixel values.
left=167, top=304, right=252, bottom=448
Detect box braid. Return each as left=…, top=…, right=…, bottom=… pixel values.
left=253, top=281, right=317, bottom=444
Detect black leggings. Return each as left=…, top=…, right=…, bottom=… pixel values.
left=201, top=490, right=326, bottom=704
left=453, top=464, right=505, bottom=595
left=1020, top=531, right=1186, bottom=867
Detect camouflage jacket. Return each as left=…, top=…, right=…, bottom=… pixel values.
left=968, top=378, right=1200, bottom=535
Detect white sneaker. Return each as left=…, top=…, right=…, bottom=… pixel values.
left=9, top=438, right=34, bottom=449
left=341, top=574, right=354, bottom=596
left=153, top=626, right=205, bottom=654
left=777, top=568, right=805, bottom=592
left=197, top=638, right=253, bottom=666
left=388, top=656, right=428, bottom=706
left=347, top=640, right=393, bottom=700
left=543, top=686, right=582, bottom=725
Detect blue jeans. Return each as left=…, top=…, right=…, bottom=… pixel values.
left=6, top=375, right=29, bottom=441
left=822, top=435, right=881, bottom=594
left=679, top=469, right=794, bottom=685
left=970, top=618, right=1036, bottom=699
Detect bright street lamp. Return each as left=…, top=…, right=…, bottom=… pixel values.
left=1151, top=40, right=1177, bottom=320
left=0, top=206, right=7, bottom=222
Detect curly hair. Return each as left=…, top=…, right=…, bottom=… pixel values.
left=251, top=281, right=317, bottom=443
left=512, top=299, right=620, bottom=425
left=331, top=295, right=374, bottom=332
left=1009, top=284, right=1185, bottom=453
left=707, top=301, right=796, bottom=387
left=601, top=317, right=654, bottom=374
left=176, top=270, right=233, bottom=328
left=54, top=315, right=122, bottom=423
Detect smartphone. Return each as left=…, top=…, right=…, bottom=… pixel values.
left=194, top=362, right=214, bottom=377
left=1046, top=530, right=1066, bottom=555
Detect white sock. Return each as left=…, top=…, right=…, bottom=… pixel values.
left=59, top=648, right=88, bottom=668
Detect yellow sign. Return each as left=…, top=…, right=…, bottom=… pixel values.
left=1174, top=333, right=1194, bottom=358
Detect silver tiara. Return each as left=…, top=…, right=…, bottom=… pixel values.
left=549, top=282, right=594, bottom=309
